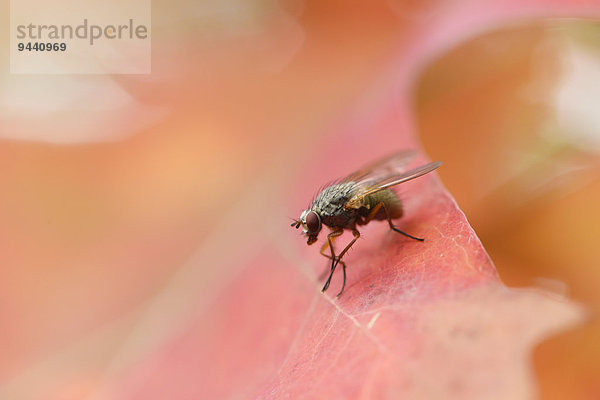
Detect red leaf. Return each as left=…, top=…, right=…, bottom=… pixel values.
left=108, top=74, right=582, bottom=400
left=106, top=141, right=581, bottom=399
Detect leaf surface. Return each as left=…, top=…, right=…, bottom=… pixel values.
left=109, top=119, right=582, bottom=400
left=109, top=52, right=584, bottom=400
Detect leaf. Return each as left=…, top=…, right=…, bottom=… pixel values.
left=103, top=118, right=583, bottom=399
left=106, top=47, right=584, bottom=400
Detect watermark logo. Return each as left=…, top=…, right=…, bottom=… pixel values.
left=10, top=0, right=151, bottom=74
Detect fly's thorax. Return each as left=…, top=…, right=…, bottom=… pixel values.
left=309, top=182, right=359, bottom=229
left=311, top=182, right=357, bottom=217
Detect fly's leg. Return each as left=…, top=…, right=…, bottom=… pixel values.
left=321, top=229, right=344, bottom=292
left=339, top=262, right=346, bottom=298
left=376, top=201, right=424, bottom=241
left=363, top=202, right=384, bottom=224
left=319, top=232, right=346, bottom=280
left=331, top=229, right=360, bottom=297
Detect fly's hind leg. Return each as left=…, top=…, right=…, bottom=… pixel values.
left=369, top=202, right=424, bottom=242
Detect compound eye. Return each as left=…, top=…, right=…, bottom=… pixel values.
left=305, top=211, right=320, bottom=234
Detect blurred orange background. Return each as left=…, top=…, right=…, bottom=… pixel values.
left=417, top=21, right=600, bottom=399
left=0, top=0, right=599, bottom=399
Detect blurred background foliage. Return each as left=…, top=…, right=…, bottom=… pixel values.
left=417, top=21, right=600, bottom=399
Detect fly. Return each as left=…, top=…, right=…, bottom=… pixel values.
left=291, top=150, right=441, bottom=296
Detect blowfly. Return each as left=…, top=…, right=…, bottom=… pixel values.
left=291, top=150, right=441, bottom=296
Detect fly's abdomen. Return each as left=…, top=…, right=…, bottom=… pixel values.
left=364, top=189, right=403, bottom=220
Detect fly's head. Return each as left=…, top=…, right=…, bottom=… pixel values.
left=291, top=209, right=322, bottom=245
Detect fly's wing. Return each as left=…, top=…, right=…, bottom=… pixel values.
left=340, top=150, right=417, bottom=184
left=345, top=161, right=442, bottom=209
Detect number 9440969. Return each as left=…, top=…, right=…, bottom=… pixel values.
left=17, top=42, right=66, bottom=51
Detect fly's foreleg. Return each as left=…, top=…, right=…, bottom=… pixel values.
left=319, top=232, right=345, bottom=280
left=321, top=229, right=344, bottom=293
left=331, top=229, right=360, bottom=296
